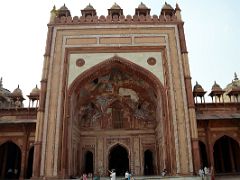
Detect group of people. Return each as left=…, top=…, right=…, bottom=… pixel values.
left=108, top=169, right=134, bottom=180
left=81, top=172, right=100, bottom=180
left=199, top=166, right=214, bottom=180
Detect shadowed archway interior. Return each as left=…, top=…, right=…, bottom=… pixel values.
left=26, top=146, right=34, bottom=179
left=84, top=151, right=93, bottom=174
left=144, top=149, right=154, bottom=175
left=214, top=136, right=240, bottom=174
left=109, top=145, right=129, bottom=176
left=0, top=141, right=21, bottom=179
left=199, top=141, right=208, bottom=168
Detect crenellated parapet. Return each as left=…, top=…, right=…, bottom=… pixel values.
left=49, top=2, right=182, bottom=25
left=52, top=14, right=180, bottom=25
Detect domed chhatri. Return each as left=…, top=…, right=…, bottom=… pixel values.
left=138, top=2, right=148, bottom=9
left=27, top=85, right=40, bottom=108
left=161, top=2, right=175, bottom=16
left=12, top=85, right=23, bottom=97
left=110, top=2, right=121, bottom=9
left=193, top=82, right=206, bottom=103
left=81, top=3, right=96, bottom=17
left=211, top=81, right=223, bottom=91
left=108, top=2, right=123, bottom=17
left=30, top=85, right=40, bottom=96
left=57, top=4, right=71, bottom=18
left=84, top=3, right=94, bottom=10
left=209, top=81, right=225, bottom=103
left=135, top=2, right=150, bottom=16
left=225, top=73, right=240, bottom=102
left=193, top=81, right=205, bottom=93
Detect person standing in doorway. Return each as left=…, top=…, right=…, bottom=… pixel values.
left=125, top=171, right=129, bottom=180
left=109, top=169, right=116, bottom=180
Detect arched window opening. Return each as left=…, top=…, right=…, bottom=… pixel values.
left=144, top=149, right=154, bottom=175
left=214, top=136, right=240, bottom=174
left=84, top=151, right=93, bottom=174
left=0, top=141, right=21, bottom=179
left=109, top=145, right=129, bottom=176
left=26, top=146, right=34, bottom=179
left=199, top=141, right=208, bottom=168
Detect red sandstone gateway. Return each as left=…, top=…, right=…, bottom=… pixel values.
left=0, top=2, right=240, bottom=179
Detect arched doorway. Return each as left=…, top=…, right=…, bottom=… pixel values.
left=66, top=56, right=166, bottom=176
left=84, top=151, right=93, bottom=174
left=144, top=149, right=154, bottom=175
left=214, top=136, right=240, bottom=174
left=109, top=144, right=129, bottom=176
left=26, top=146, right=34, bottom=179
left=199, top=141, right=208, bottom=168
left=0, top=141, right=21, bottom=179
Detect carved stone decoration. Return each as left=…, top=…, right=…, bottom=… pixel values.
left=75, top=62, right=157, bottom=130
left=147, top=57, right=156, bottom=66
left=76, top=58, right=85, bottom=67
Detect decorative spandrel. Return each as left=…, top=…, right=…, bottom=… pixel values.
left=76, top=67, right=156, bottom=130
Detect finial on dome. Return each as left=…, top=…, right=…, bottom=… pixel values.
left=175, top=3, right=181, bottom=11
left=50, top=5, right=58, bottom=23
left=51, top=5, right=56, bottom=12
left=234, top=72, right=238, bottom=81
left=175, top=3, right=182, bottom=20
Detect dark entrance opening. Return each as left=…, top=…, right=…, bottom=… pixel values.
left=0, top=141, right=21, bottom=179
left=26, top=146, right=34, bottom=179
left=109, top=144, right=129, bottom=176
left=199, top=141, right=208, bottom=168
left=214, top=136, right=240, bottom=174
left=144, top=150, right=154, bottom=175
left=84, top=151, right=93, bottom=174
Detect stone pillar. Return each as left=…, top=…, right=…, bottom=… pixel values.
left=178, top=21, right=200, bottom=174
left=206, top=127, right=214, bottom=171
left=133, top=136, right=140, bottom=175
left=32, top=25, right=53, bottom=178
left=218, top=142, right=225, bottom=172
left=191, top=138, right=201, bottom=173
left=97, top=137, right=104, bottom=176
left=20, top=126, right=29, bottom=179
left=228, top=139, right=236, bottom=172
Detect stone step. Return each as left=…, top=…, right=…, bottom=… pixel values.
left=70, top=175, right=240, bottom=180
left=93, top=176, right=202, bottom=180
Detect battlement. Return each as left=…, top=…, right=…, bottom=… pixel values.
left=50, top=2, right=182, bottom=25
left=52, top=14, right=181, bottom=25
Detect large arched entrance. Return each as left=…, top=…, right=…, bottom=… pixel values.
left=65, top=55, right=167, bottom=176
left=0, top=141, right=21, bottom=179
left=214, top=136, right=240, bottom=174
left=109, top=145, right=129, bottom=176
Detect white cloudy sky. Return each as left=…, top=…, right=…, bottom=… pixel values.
left=0, top=0, right=240, bottom=104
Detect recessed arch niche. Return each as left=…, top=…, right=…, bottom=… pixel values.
left=65, top=55, right=169, bottom=176
left=68, top=55, right=165, bottom=129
